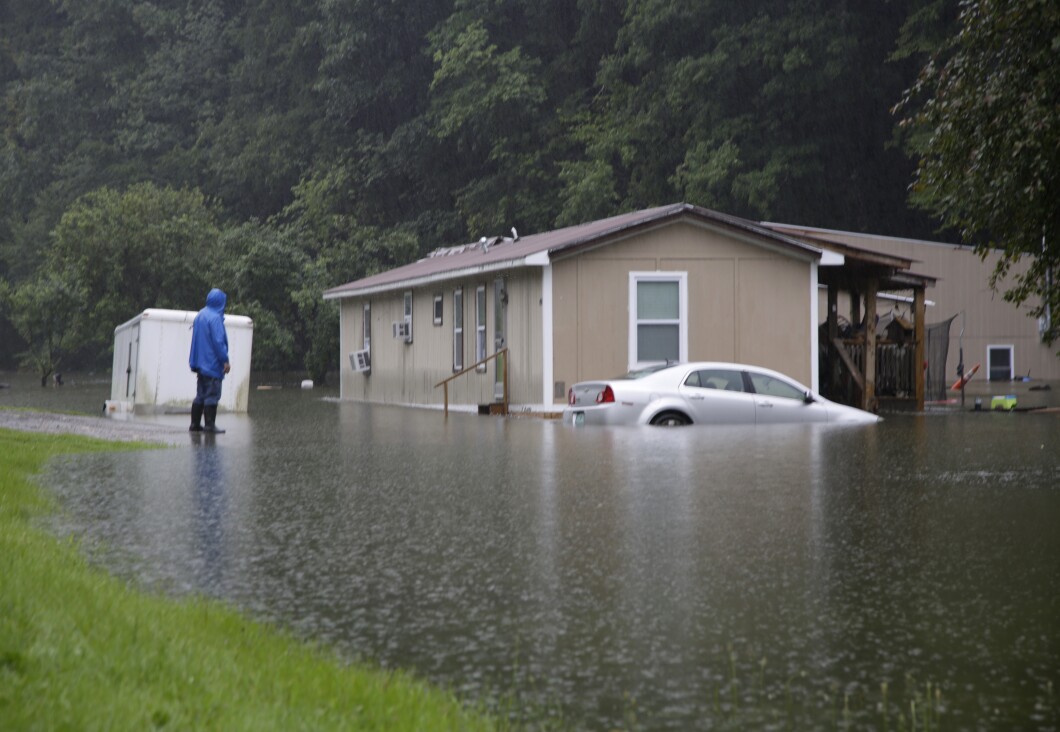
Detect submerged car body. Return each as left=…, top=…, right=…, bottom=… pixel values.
left=564, top=362, right=880, bottom=426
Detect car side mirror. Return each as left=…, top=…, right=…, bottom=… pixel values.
left=803, top=391, right=815, bottom=404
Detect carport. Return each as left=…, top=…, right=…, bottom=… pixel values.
left=815, top=241, right=937, bottom=412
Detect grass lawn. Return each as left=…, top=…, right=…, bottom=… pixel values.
left=0, top=428, right=502, bottom=731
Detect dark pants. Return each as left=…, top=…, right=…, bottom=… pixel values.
left=193, top=374, right=223, bottom=407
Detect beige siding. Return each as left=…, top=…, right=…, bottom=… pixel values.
left=338, top=270, right=544, bottom=406
left=736, top=257, right=812, bottom=380
left=666, top=258, right=736, bottom=360
left=551, top=220, right=815, bottom=398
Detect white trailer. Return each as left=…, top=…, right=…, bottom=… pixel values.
left=106, top=308, right=253, bottom=416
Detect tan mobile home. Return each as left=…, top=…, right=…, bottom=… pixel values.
left=325, top=203, right=936, bottom=412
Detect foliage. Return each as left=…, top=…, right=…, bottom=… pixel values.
left=272, top=168, right=419, bottom=381
left=47, top=183, right=219, bottom=361
left=215, top=222, right=305, bottom=373
left=896, top=0, right=1060, bottom=345
left=0, top=0, right=971, bottom=373
left=0, top=272, right=84, bottom=385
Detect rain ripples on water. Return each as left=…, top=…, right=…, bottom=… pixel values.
left=36, top=385, right=1060, bottom=730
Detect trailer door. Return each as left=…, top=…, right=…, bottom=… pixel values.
left=124, top=324, right=140, bottom=399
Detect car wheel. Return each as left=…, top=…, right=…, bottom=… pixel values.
left=650, top=411, right=691, bottom=427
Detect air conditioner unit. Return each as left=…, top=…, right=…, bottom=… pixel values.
left=392, top=320, right=412, bottom=343
left=349, top=349, right=371, bottom=373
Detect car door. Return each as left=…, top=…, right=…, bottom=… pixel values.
left=678, top=369, right=756, bottom=424
left=746, top=370, right=829, bottom=424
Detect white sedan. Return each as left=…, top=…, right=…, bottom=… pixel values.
left=564, top=362, right=880, bottom=426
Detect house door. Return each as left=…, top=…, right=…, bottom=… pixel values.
left=494, top=278, right=507, bottom=400
left=987, top=345, right=1013, bottom=381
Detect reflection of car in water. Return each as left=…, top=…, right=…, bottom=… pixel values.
left=564, top=362, right=881, bottom=427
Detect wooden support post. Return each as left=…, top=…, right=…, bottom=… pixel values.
left=443, top=382, right=449, bottom=418
left=863, top=280, right=877, bottom=412
left=827, top=286, right=839, bottom=394
left=914, top=287, right=926, bottom=411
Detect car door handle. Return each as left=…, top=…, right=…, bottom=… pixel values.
left=759, top=402, right=773, bottom=408
left=689, top=394, right=705, bottom=400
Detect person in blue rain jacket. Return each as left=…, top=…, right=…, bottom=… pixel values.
left=189, top=288, right=231, bottom=433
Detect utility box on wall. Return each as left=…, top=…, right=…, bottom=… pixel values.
left=106, top=308, right=253, bottom=416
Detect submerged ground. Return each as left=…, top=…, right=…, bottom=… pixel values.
left=3, top=372, right=1059, bottom=729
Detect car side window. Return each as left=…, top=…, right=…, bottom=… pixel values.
left=747, top=372, right=804, bottom=400
left=687, top=369, right=745, bottom=392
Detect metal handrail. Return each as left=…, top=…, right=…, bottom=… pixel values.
left=434, top=347, right=509, bottom=417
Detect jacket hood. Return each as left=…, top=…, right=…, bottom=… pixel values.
left=205, top=288, right=226, bottom=312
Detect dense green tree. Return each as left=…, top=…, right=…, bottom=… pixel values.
left=427, top=16, right=551, bottom=236
left=48, top=183, right=220, bottom=361
left=0, top=0, right=980, bottom=373
left=0, top=271, right=84, bottom=385
left=275, top=169, right=419, bottom=382
left=896, top=0, right=1060, bottom=345
left=214, top=221, right=304, bottom=373
left=0, top=0, right=157, bottom=277
left=559, top=0, right=937, bottom=234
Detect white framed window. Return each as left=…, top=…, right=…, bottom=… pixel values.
left=628, top=272, right=688, bottom=368
left=402, top=290, right=413, bottom=344
left=987, top=344, right=1014, bottom=381
left=475, top=284, right=487, bottom=371
left=453, top=288, right=464, bottom=371
left=362, top=302, right=371, bottom=352
left=433, top=293, right=443, bottom=326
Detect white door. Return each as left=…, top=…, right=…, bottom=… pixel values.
left=679, top=368, right=755, bottom=424
left=746, top=370, right=829, bottom=424
left=493, top=278, right=507, bottom=400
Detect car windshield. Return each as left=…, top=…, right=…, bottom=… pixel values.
left=615, top=363, right=678, bottom=380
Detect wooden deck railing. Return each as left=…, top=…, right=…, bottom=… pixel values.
left=433, top=348, right=509, bottom=417
left=829, top=338, right=918, bottom=404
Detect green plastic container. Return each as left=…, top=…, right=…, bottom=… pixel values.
left=990, top=395, right=1017, bottom=411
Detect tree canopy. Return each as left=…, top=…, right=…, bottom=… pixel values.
left=897, top=0, right=1060, bottom=346
left=1, top=0, right=971, bottom=375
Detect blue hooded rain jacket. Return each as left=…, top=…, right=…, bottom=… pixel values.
left=189, top=288, right=230, bottom=379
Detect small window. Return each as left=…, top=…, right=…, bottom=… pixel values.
left=747, top=371, right=805, bottom=400
left=453, top=288, right=464, bottom=372
left=629, top=272, right=687, bottom=368
left=987, top=345, right=1014, bottom=381
left=402, top=290, right=413, bottom=344
left=433, top=294, right=443, bottom=326
left=687, top=369, right=745, bottom=392
left=362, top=302, right=371, bottom=352
left=475, top=284, right=487, bottom=371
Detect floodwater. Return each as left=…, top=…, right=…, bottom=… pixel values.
left=5, top=372, right=1060, bottom=729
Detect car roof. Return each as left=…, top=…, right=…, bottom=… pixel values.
left=642, top=362, right=808, bottom=385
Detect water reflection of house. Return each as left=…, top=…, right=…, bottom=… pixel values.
left=325, top=203, right=964, bottom=414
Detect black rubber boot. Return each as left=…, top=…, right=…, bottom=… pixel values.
left=203, top=405, right=225, bottom=434
left=189, top=402, right=204, bottom=431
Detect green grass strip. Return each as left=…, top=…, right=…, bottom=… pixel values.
left=0, top=428, right=500, bottom=731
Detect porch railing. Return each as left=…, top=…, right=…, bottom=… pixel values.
left=433, top=348, right=509, bottom=417
left=825, top=339, right=917, bottom=405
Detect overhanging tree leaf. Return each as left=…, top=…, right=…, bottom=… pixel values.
left=896, top=0, right=1060, bottom=346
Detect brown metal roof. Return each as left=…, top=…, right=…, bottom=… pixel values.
left=760, top=222, right=937, bottom=291
left=323, top=203, right=825, bottom=299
